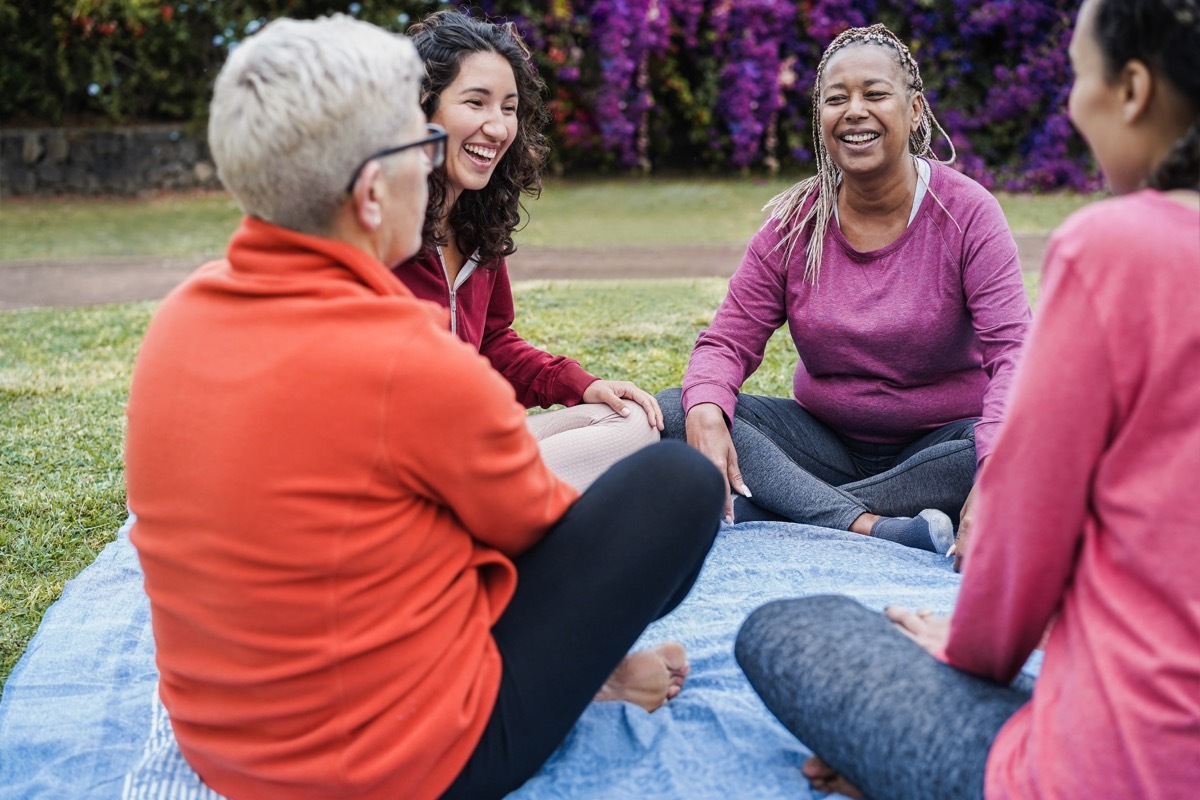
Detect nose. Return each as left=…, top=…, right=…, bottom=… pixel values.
left=481, top=107, right=507, bottom=141
left=845, top=93, right=868, bottom=119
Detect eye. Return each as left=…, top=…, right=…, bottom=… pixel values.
left=866, top=91, right=888, bottom=99
left=503, top=104, right=518, bottom=114
left=466, top=98, right=484, bottom=107
left=825, top=95, right=847, bottom=105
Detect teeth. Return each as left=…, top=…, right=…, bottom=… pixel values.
left=843, top=132, right=878, bottom=143
left=464, top=143, right=497, bottom=160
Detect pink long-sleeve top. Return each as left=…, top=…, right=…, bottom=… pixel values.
left=682, top=162, right=1030, bottom=465
left=393, top=248, right=596, bottom=409
left=942, top=190, right=1200, bottom=799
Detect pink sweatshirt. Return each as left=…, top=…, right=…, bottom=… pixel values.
left=682, top=162, right=1030, bottom=465
left=943, top=191, right=1200, bottom=799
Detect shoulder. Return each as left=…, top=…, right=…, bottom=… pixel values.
left=375, top=299, right=515, bottom=405
left=389, top=247, right=443, bottom=293
left=1053, top=191, right=1159, bottom=243
left=922, top=162, right=1012, bottom=248
left=1049, top=191, right=1197, bottom=279
left=749, top=217, right=786, bottom=249
left=928, top=162, right=1005, bottom=216
left=740, top=218, right=792, bottom=276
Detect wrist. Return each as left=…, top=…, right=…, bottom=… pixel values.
left=686, top=402, right=729, bottom=428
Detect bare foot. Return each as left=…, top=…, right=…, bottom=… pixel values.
left=594, top=642, right=689, bottom=712
left=801, top=755, right=864, bottom=798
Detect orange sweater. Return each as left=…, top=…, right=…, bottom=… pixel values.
left=126, top=217, right=578, bottom=799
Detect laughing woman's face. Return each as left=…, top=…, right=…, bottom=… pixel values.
left=819, top=43, right=922, bottom=182
left=430, top=51, right=519, bottom=207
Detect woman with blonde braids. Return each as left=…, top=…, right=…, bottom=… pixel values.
left=659, top=24, right=1030, bottom=560
left=737, top=1, right=1200, bottom=797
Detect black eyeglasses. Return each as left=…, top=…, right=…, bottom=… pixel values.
left=345, top=123, right=448, bottom=193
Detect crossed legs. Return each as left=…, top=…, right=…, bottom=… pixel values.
left=442, top=441, right=724, bottom=799
left=735, top=595, right=1030, bottom=800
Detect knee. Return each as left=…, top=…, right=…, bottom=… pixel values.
left=650, top=439, right=724, bottom=499
left=608, top=402, right=661, bottom=447
left=654, top=387, right=687, bottom=441
left=738, top=598, right=807, bottom=654
left=630, top=439, right=724, bottom=529
left=736, top=599, right=801, bottom=686
left=736, top=595, right=866, bottom=675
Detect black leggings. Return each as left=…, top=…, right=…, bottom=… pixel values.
left=442, top=440, right=724, bottom=799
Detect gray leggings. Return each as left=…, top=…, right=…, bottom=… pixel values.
left=735, top=595, right=1031, bottom=800
left=657, top=389, right=978, bottom=529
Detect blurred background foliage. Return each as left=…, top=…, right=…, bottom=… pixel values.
left=0, top=0, right=1092, bottom=190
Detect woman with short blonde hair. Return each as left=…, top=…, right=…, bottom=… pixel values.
left=127, top=15, right=722, bottom=800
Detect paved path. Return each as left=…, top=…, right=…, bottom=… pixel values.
left=0, top=236, right=1049, bottom=311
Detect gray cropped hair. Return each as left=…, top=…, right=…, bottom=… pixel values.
left=208, top=15, right=423, bottom=235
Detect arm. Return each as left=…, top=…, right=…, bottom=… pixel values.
left=479, top=260, right=596, bottom=409
left=681, top=227, right=790, bottom=424
left=389, top=337, right=579, bottom=558
left=680, top=227, right=789, bottom=510
left=942, top=249, right=1113, bottom=683
left=959, top=201, right=1033, bottom=466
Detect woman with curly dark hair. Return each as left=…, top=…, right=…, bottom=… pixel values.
left=393, top=10, right=661, bottom=491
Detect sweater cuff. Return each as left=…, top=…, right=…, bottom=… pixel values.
left=972, top=419, right=998, bottom=468
left=558, top=362, right=598, bottom=406
left=681, top=382, right=737, bottom=429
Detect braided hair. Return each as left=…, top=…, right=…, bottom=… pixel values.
left=765, top=24, right=955, bottom=285
left=1093, top=0, right=1200, bottom=192
left=407, top=10, right=551, bottom=267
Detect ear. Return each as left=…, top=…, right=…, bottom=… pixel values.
left=909, top=91, right=924, bottom=131
left=351, top=161, right=386, bottom=231
left=1120, top=59, right=1154, bottom=124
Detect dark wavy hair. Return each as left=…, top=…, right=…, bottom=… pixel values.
left=407, top=10, right=551, bottom=267
left=1093, top=0, right=1200, bottom=191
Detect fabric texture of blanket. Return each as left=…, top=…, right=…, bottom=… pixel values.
left=0, top=516, right=1037, bottom=799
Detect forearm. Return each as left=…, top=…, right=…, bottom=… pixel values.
left=946, top=256, right=1107, bottom=680
left=963, top=232, right=1032, bottom=464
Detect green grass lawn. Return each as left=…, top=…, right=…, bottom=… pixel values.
left=1, top=303, right=155, bottom=683
left=0, top=271, right=1041, bottom=685
left=0, top=178, right=1063, bottom=685
left=0, top=177, right=1099, bottom=262
left=0, top=280, right=784, bottom=684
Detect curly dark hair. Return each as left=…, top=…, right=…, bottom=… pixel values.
left=407, top=10, right=551, bottom=267
left=1093, top=0, right=1200, bottom=191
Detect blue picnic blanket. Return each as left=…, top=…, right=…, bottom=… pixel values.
left=1, top=516, right=1010, bottom=799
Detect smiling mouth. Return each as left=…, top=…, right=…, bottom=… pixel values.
left=840, top=132, right=880, bottom=144
left=463, top=143, right=498, bottom=163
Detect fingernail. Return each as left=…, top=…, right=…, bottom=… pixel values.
left=620, top=407, right=630, bottom=416
left=740, top=486, right=753, bottom=498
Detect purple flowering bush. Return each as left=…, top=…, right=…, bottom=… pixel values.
left=495, top=0, right=1097, bottom=190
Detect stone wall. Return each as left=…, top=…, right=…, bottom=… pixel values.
left=1, top=125, right=221, bottom=197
